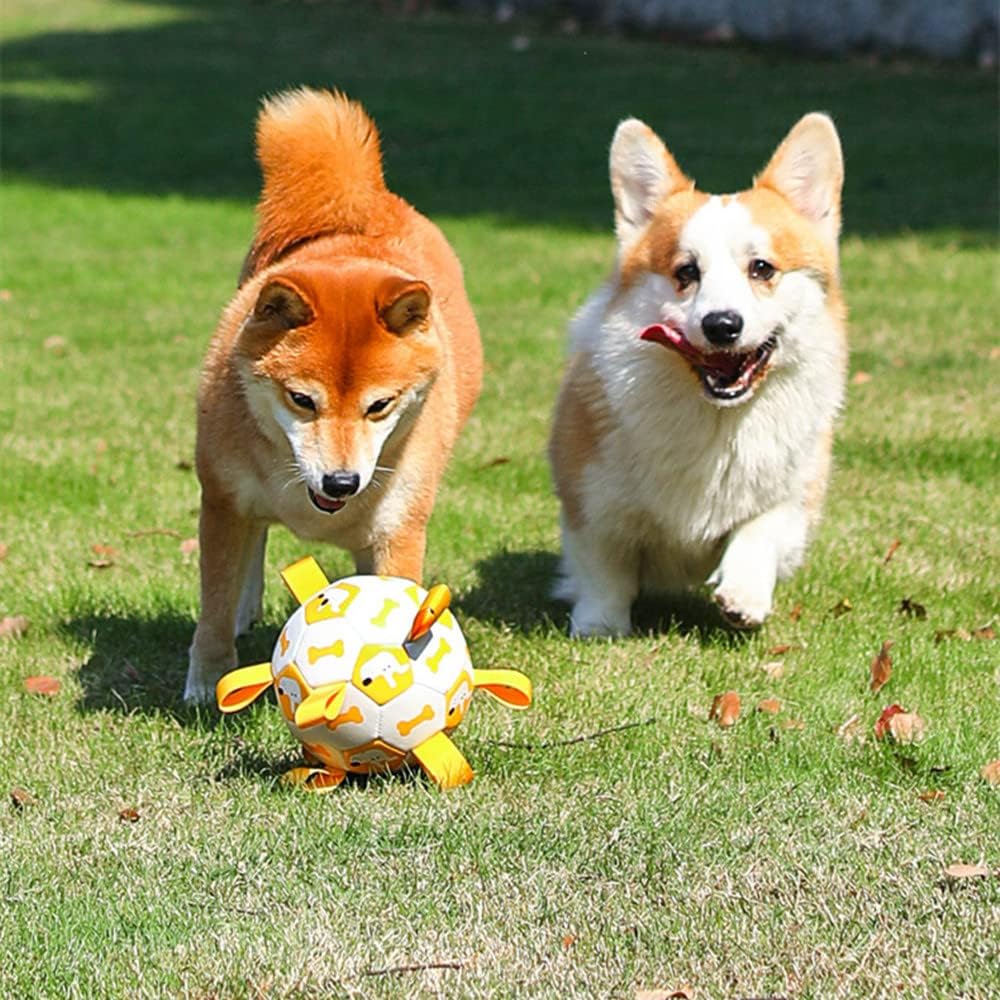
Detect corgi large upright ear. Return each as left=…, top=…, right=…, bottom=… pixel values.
left=244, top=279, right=314, bottom=336
left=756, top=113, right=844, bottom=253
left=609, top=118, right=691, bottom=251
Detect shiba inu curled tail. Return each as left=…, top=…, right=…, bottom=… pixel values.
left=549, top=113, right=846, bottom=637
left=186, top=89, right=482, bottom=704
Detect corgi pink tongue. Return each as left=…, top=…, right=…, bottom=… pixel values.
left=639, top=323, right=743, bottom=378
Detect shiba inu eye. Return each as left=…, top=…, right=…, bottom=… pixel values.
left=287, top=390, right=317, bottom=412
left=674, top=262, right=700, bottom=290
left=749, top=258, right=776, bottom=281
left=365, top=396, right=396, bottom=419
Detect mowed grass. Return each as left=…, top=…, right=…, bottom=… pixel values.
left=1, top=2, right=998, bottom=997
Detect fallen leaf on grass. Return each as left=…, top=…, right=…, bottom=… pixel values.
left=709, top=691, right=741, bottom=728
left=882, top=538, right=901, bottom=564
left=24, top=675, right=61, bottom=697
left=88, top=543, right=118, bottom=569
left=43, top=335, right=68, bottom=354
left=756, top=698, right=782, bottom=714
left=934, top=625, right=996, bottom=643
left=767, top=643, right=793, bottom=655
left=874, top=705, right=926, bottom=744
left=0, top=615, right=29, bottom=639
left=897, top=597, right=927, bottom=619
left=479, top=456, right=511, bottom=470
left=119, top=807, right=140, bottom=823
left=780, top=718, right=806, bottom=730
left=869, top=640, right=893, bottom=694
left=836, top=713, right=863, bottom=742
left=0, top=543, right=8, bottom=561
left=788, top=603, right=803, bottom=622
left=635, top=989, right=693, bottom=1000
left=918, top=790, right=945, bottom=803
left=11, top=787, right=35, bottom=810
left=980, top=760, right=1000, bottom=785
left=179, top=538, right=199, bottom=557
left=830, top=597, right=853, bottom=617
left=851, top=370, right=873, bottom=385
left=943, top=862, right=989, bottom=879
left=757, top=659, right=785, bottom=680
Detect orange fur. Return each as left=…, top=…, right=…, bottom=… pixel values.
left=186, top=90, right=482, bottom=703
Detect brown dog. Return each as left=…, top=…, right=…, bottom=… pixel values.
left=185, top=89, right=482, bottom=703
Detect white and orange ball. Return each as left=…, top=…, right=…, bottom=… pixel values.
left=269, top=575, right=474, bottom=776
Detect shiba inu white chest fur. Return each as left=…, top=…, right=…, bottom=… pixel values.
left=549, top=113, right=847, bottom=637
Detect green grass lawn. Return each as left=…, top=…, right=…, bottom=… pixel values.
left=1, top=1, right=998, bottom=997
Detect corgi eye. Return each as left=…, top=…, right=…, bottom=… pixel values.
left=287, top=390, right=316, bottom=412
left=366, top=396, right=396, bottom=419
left=674, top=262, right=700, bottom=290
left=749, top=258, right=776, bottom=281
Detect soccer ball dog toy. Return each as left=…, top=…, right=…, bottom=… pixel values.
left=215, top=557, right=532, bottom=791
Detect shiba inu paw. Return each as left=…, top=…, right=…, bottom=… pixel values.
left=184, top=650, right=234, bottom=705
left=712, top=586, right=770, bottom=630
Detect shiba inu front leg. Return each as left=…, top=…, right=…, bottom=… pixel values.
left=234, top=524, right=268, bottom=636
left=709, top=503, right=808, bottom=629
left=186, top=500, right=266, bottom=704
left=560, top=524, right=638, bottom=638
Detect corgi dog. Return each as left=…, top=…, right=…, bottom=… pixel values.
left=549, top=113, right=846, bottom=637
left=185, top=89, right=482, bottom=703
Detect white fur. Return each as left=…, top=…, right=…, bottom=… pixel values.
left=553, top=151, right=845, bottom=637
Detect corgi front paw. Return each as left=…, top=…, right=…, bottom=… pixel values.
left=712, top=583, right=771, bottom=630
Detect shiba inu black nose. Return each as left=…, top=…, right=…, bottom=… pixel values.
left=322, top=470, right=361, bottom=498
left=702, top=310, right=744, bottom=346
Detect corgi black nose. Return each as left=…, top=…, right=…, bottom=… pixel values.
left=321, top=470, right=361, bottom=498
left=702, top=310, right=744, bottom=346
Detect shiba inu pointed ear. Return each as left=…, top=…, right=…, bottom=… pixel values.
left=756, top=113, right=844, bottom=252
left=378, top=276, right=431, bottom=335
left=246, top=279, right=314, bottom=335
left=610, top=118, right=691, bottom=250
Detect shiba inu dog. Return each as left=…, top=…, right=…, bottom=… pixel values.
left=185, top=89, right=482, bottom=703
left=549, top=113, right=846, bottom=637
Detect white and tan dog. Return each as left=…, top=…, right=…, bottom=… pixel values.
left=549, top=114, right=847, bottom=636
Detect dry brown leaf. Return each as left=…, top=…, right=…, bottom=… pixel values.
left=44, top=335, right=68, bottom=353
left=709, top=691, right=741, bottom=728
left=918, top=790, right=945, bottom=803
left=788, top=603, right=803, bottom=622
left=0, top=289, right=11, bottom=302
left=756, top=698, right=782, bottom=715
left=851, top=370, right=873, bottom=385
left=758, top=659, right=785, bottom=680
left=869, top=640, right=893, bottom=694
left=874, top=704, right=905, bottom=740
left=92, top=543, right=118, bottom=558
left=943, top=862, right=989, bottom=879
left=88, top=559, right=114, bottom=570
left=980, top=759, right=1000, bottom=785
left=887, top=710, right=926, bottom=744
left=882, top=538, right=901, bottom=564
left=119, top=807, right=140, bottom=823
left=972, top=625, right=996, bottom=640
left=0, top=543, right=8, bottom=561
left=179, top=537, right=199, bottom=556
left=897, top=597, right=927, bottom=619
left=830, top=597, right=853, bottom=617
left=24, top=675, right=61, bottom=697
left=635, top=989, right=693, bottom=1000
left=11, top=787, right=35, bottom=809
left=0, top=615, right=29, bottom=639
left=836, top=713, right=863, bottom=742
left=767, top=643, right=793, bottom=655
left=780, top=718, right=806, bottom=730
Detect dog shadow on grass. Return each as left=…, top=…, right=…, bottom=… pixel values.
left=459, top=548, right=748, bottom=648
left=64, top=609, right=279, bottom=724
